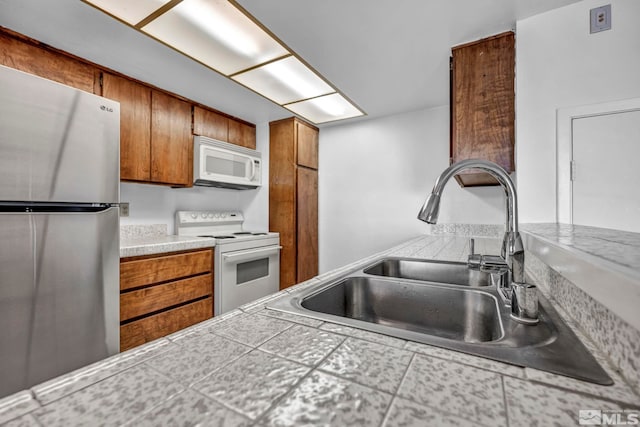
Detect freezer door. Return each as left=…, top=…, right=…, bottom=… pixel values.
left=0, top=207, right=119, bottom=399
left=0, top=65, right=119, bottom=203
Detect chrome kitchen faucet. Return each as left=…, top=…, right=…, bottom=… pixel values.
left=418, top=159, right=539, bottom=324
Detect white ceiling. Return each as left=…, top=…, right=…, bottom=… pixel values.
left=0, top=0, right=581, bottom=127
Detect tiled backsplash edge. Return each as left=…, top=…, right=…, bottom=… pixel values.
left=526, top=250, right=640, bottom=394
left=120, top=224, right=168, bottom=240
left=426, top=223, right=504, bottom=238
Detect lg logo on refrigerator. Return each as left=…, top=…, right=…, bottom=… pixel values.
left=100, top=105, right=114, bottom=112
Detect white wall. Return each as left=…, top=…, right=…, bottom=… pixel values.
left=120, top=123, right=269, bottom=234
left=516, top=0, right=640, bottom=222
left=319, top=106, right=506, bottom=273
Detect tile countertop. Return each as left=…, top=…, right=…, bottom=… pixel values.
left=1, top=232, right=639, bottom=427
left=521, top=224, right=640, bottom=336
left=119, top=224, right=215, bottom=258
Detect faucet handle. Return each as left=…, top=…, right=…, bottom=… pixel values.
left=479, top=255, right=508, bottom=272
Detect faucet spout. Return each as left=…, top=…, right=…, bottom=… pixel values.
left=418, top=159, right=537, bottom=324
left=418, top=159, right=519, bottom=235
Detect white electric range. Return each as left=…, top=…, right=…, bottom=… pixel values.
left=176, top=211, right=280, bottom=315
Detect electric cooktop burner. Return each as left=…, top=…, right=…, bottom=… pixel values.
left=198, top=235, right=236, bottom=239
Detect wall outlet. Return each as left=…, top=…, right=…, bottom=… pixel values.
left=120, top=202, right=130, bottom=217
left=590, top=4, right=611, bottom=33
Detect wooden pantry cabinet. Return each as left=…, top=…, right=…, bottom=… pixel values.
left=450, top=31, right=515, bottom=187
left=193, top=106, right=256, bottom=149
left=269, top=117, right=319, bottom=290
left=119, top=248, right=214, bottom=351
left=100, top=73, right=192, bottom=186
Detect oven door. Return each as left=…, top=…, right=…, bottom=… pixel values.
left=217, top=245, right=281, bottom=315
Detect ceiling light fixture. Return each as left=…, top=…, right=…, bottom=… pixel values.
left=286, top=93, right=363, bottom=124
left=82, top=0, right=364, bottom=124
left=231, top=56, right=334, bottom=105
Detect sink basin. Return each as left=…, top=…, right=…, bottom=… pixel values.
left=364, top=257, right=491, bottom=286
left=302, top=277, right=502, bottom=343
left=268, top=257, right=613, bottom=385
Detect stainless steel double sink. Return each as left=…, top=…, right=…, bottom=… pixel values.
left=268, top=257, right=612, bottom=385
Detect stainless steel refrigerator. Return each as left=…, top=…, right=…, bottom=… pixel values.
left=0, top=65, right=120, bottom=399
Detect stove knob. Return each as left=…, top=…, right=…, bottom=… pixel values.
left=190, top=213, right=197, bottom=219
left=201, top=213, right=207, bottom=218
left=221, top=213, right=227, bottom=218
left=214, top=213, right=220, bottom=218
left=208, top=213, right=214, bottom=218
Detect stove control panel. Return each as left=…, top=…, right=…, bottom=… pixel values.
left=176, top=211, right=243, bottom=225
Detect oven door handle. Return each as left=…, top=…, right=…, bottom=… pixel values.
left=222, top=246, right=282, bottom=264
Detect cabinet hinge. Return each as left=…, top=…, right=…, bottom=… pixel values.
left=570, top=160, right=576, bottom=181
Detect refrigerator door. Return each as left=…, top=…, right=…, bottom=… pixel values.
left=0, top=65, right=119, bottom=204
left=0, top=207, right=119, bottom=399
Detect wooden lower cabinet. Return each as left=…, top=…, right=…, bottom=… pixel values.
left=120, top=298, right=212, bottom=352
left=120, top=248, right=214, bottom=351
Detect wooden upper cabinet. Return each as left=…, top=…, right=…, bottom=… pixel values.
left=0, top=31, right=96, bottom=93
left=193, top=106, right=228, bottom=141
left=194, top=105, right=257, bottom=149
left=0, top=28, right=254, bottom=187
left=151, top=91, right=192, bottom=186
left=228, top=120, right=257, bottom=149
left=102, top=73, right=193, bottom=186
left=101, top=73, right=152, bottom=182
left=296, top=121, right=319, bottom=169
left=451, top=31, right=515, bottom=187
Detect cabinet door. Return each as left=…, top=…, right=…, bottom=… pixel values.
left=193, top=106, right=228, bottom=141
left=101, top=73, right=152, bottom=182
left=451, top=32, right=514, bottom=186
left=0, top=32, right=96, bottom=93
left=151, top=91, right=193, bottom=186
left=269, top=119, right=297, bottom=289
left=228, top=119, right=256, bottom=149
left=296, top=167, right=318, bottom=282
left=296, top=121, right=319, bottom=169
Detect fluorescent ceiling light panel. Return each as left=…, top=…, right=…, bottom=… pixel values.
left=141, top=0, right=289, bottom=75
left=232, top=56, right=334, bottom=105
left=286, top=93, right=364, bottom=124
left=84, top=0, right=171, bottom=25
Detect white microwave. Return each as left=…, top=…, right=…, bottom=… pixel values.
left=193, top=136, right=262, bottom=189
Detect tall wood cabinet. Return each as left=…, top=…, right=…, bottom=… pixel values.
left=269, top=117, right=319, bottom=290
left=450, top=31, right=515, bottom=187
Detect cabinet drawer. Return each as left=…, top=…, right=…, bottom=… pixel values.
left=120, top=249, right=212, bottom=291
left=120, top=297, right=212, bottom=351
left=120, top=273, right=212, bottom=322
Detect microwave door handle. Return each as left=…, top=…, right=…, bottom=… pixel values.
left=222, top=246, right=282, bottom=264
left=249, top=159, right=256, bottom=180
